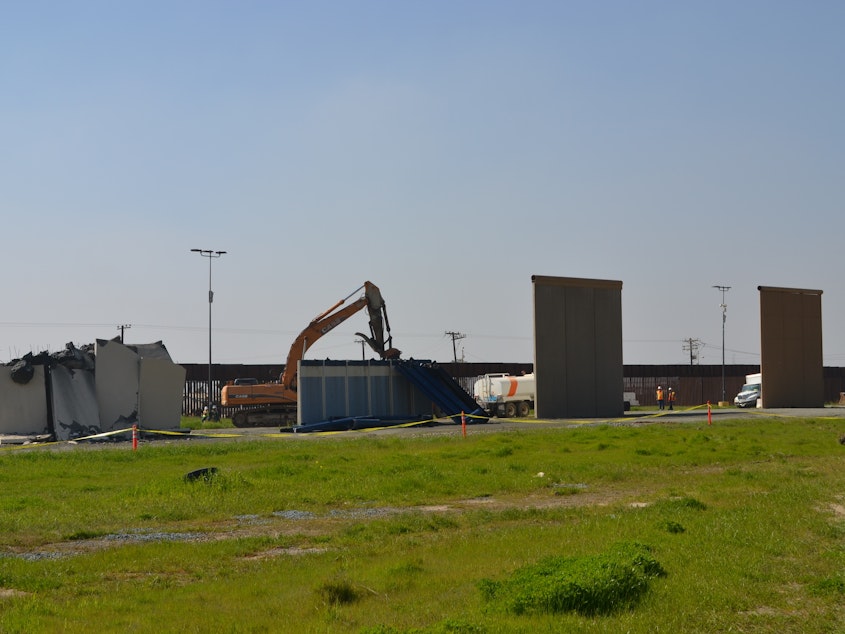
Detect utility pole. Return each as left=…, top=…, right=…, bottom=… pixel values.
left=117, top=324, right=131, bottom=343
left=355, top=337, right=366, bottom=361
left=712, top=285, right=731, bottom=403
left=444, top=331, right=466, bottom=363
left=682, top=338, right=701, bottom=366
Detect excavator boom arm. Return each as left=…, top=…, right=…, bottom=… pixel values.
left=279, top=296, right=367, bottom=388
left=220, top=281, right=400, bottom=426
left=279, top=281, right=399, bottom=389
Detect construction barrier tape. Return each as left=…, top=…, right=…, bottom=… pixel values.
left=0, top=403, right=839, bottom=448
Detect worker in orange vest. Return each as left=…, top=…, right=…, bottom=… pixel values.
left=656, top=386, right=665, bottom=410
left=668, top=387, right=676, bottom=410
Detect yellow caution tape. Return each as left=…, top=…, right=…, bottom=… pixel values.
left=2, top=403, right=839, bottom=449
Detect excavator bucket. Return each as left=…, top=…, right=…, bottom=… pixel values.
left=360, top=281, right=400, bottom=359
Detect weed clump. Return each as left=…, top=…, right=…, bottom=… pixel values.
left=811, top=575, right=845, bottom=595
left=659, top=519, right=686, bottom=534
left=478, top=542, right=665, bottom=615
left=316, top=579, right=360, bottom=605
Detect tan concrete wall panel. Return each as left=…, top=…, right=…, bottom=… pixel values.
left=565, top=285, right=597, bottom=414
left=759, top=286, right=824, bottom=407
left=594, top=287, right=625, bottom=412
left=533, top=275, right=623, bottom=418
left=533, top=280, right=568, bottom=415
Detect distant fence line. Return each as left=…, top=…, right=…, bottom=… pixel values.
left=181, top=363, right=845, bottom=416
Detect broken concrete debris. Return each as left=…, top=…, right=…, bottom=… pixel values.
left=0, top=339, right=185, bottom=442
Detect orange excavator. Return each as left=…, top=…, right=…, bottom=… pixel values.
left=221, top=281, right=401, bottom=427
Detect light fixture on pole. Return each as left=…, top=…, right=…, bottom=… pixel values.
left=191, top=248, right=227, bottom=416
left=712, top=285, right=731, bottom=403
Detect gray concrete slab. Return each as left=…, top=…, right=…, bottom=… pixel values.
left=0, top=365, right=49, bottom=435
left=51, top=365, right=100, bottom=441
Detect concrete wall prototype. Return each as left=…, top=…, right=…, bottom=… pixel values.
left=0, top=365, right=49, bottom=435
left=51, top=365, right=100, bottom=441
left=95, top=339, right=141, bottom=431
left=298, top=360, right=434, bottom=425
left=532, top=275, right=624, bottom=418
left=1, top=340, right=184, bottom=440
left=95, top=339, right=185, bottom=431
left=139, top=357, right=186, bottom=429
left=758, top=286, right=824, bottom=408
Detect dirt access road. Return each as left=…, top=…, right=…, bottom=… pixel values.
left=3, top=406, right=843, bottom=448
left=191, top=405, right=845, bottom=442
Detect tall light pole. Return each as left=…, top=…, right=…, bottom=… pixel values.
left=712, top=285, right=731, bottom=403
left=192, top=249, right=226, bottom=414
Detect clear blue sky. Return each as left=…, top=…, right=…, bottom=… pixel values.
left=2, top=1, right=844, bottom=367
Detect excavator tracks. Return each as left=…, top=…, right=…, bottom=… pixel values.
left=231, top=406, right=297, bottom=428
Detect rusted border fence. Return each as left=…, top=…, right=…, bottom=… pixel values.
left=181, top=363, right=845, bottom=416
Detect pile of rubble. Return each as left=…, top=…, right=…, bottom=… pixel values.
left=1, top=339, right=185, bottom=442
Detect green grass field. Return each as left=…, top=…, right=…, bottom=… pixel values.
left=1, top=417, right=844, bottom=632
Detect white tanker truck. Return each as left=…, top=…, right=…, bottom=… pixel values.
left=473, top=373, right=535, bottom=417
left=474, top=373, right=640, bottom=417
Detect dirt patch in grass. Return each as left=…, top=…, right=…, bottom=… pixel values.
left=739, top=606, right=781, bottom=617
left=244, top=546, right=330, bottom=560
left=0, top=588, right=28, bottom=599
left=0, top=477, right=674, bottom=560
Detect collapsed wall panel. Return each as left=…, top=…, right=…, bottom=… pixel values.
left=393, top=361, right=486, bottom=422
left=51, top=366, right=100, bottom=441
left=139, top=357, right=186, bottom=430
left=2, top=339, right=184, bottom=440
left=0, top=365, right=49, bottom=436
left=95, top=339, right=140, bottom=431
